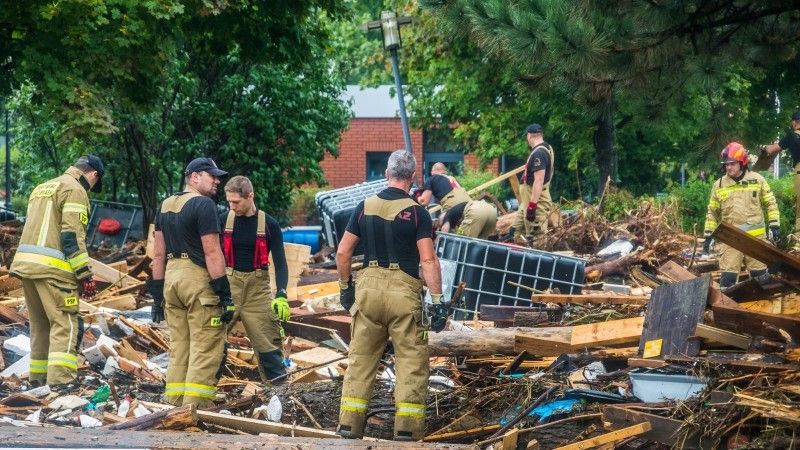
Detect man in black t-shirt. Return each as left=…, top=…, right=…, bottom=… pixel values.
left=220, top=175, right=289, bottom=384
left=335, top=150, right=444, bottom=441
left=761, top=110, right=800, bottom=248
left=513, top=123, right=555, bottom=247
left=148, top=157, right=233, bottom=408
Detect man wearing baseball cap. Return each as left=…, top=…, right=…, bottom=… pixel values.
left=10, top=155, right=104, bottom=386
left=513, top=123, right=555, bottom=247
left=759, top=110, right=800, bottom=249
left=147, top=157, right=233, bottom=408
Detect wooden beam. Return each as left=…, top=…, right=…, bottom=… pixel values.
left=428, top=165, right=525, bottom=214
left=553, top=422, right=651, bottom=450
left=712, top=304, right=800, bottom=341
left=658, top=260, right=739, bottom=308
left=694, top=323, right=751, bottom=349
left=515, top=317, right=644, bottom=356
left=531, top=293, right=648, bottom=306
left=196, top=410, right=339, bottom=438
left=712, top=222, right=800, bottom=278
left=602, top=406, right=704, bottom=449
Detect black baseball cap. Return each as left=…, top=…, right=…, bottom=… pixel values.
left=76, top=154, right=105, bottom=192
left=184, top=157, right=228, bottom=177
left=792, top=110, right=800, bottom=121
left=524, top=123, right=543, bottom=135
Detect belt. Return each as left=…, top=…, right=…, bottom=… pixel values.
left=367, top=260, right=400, bottom=270
left=167, top=252, right=190, bottom=259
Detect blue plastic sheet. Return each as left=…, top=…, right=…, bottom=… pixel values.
left=529, top=398, right=580, bottom=422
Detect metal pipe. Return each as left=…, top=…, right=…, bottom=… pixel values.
left=390, top=47, right=413, bottom=154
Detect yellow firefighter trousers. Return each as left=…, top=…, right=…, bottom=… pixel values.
left=514, top=183, right=552, bottom=245
left=339, top=267, right=428, bottom=440
left=718, top=241, right=767, bottom=274
left=163, top=259, right=226, bottom=408
left=457, top=200, right=498, bottom=240
left=21, top=278, right=80, bottom=385
left=227, top=268, right=284, bottom=382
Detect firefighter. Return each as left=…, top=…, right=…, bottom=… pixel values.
left=704, top=142, right=780, bottom=288
left=513, top=123, right=555, bottom=247
left=336, top=150, right=446, bottom=441
left=759, top=110, right=800, bottom=249
left=418, top=163, right=497, bottom=239
left=10, top=155, right=103, bottom=386
left=147, top=157, right=234, bottom=408
left=221, top=175, right=289, bottom=384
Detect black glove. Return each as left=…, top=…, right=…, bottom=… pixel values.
left=78, top=277, right=96, bottom=299
left=339, top=276, right=355, bottom=312
left=703, top=235, right=713, bottom=254
left=769, top=225, right=781, bottom=245
left=210, top=276, right=236, bottom=324
left=427, top=298, right=449, bottom=333
left=146, top=278, right=165, bottom=323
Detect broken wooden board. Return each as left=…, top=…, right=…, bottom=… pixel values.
left=531, top=293, right=648, bottom=306
left=90, top=258, right=143, bottom=290
left=553, top=422, right=651, bottom=450
left=602, top=406, right=707, bottom=449
left=197, top=410, right=339, bottom=438
left=712, top=222, right=800, bottom=278
left=658, top=260, right=738, bottom=308
left=89, top=294, right=137, bottom=311
left=0, top=274, right=22, bottom=294
left=723, top=275, right=793, bottom=302
left=289, top=281, right=339, bottom=303
left=740, top=296, right=800, bottom=315
left=284, top=320, right=348, bottom=345
left=694, top=323, right=751, bottom=349
left=712, top=303, right=800, bottom=341
left=638, top=275, right=710, bottom=358
left=515, top=317, right=644, bottom=356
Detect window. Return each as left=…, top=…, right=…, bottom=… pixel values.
left=366, top=152, right=392, bottom=181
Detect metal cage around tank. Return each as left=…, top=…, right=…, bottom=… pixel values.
left=434, top=232, right=586, bottom=319
left=315, top=179, right=389, bottom=250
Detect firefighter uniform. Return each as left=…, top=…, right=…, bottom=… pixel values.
left=159, top=192, right=226, bottom=408
left=222, top=210, right=286, bottom=383
left=514, top=143, right=555, bottom=245
left=338, top=193, right=431, bottom=441
left=10, top=166, right=93, bottom=385
left=704, top=170, right=779, bottom=284
left=455, top=200, right=498, bottom=239
left=437, top=177, right=471, bottom=212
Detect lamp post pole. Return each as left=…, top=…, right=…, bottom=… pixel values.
left=4, top=106, right=9, bottom=210
left=389, top=46, right=412, bottom=154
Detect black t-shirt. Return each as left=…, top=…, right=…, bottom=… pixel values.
left=442, top=202, right=467, bottom=229
left=778, top=129, right=800, bottom=166
left=345, top=187, right=433, bottom=278
left=423, top=174, right=457, bottom=200
left=155, top=193, right=220, bottom=268
left=218, top=210, right=289, bottom=293
left=524, top=143, right=553, bottom=185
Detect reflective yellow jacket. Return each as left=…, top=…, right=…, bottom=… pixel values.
left=10, top=167, right=92, bottom=287
left=703, top=170, right=779, bottom=238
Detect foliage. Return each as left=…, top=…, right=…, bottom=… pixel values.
left=599, top=188, right=653, bottom=223
left=288, top=186, right=326, bottom=225
left=454, top=168, right=507, bottom=201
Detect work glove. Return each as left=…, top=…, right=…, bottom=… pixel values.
left=78, top=277, right=96, bottom=299
left=702, top=233, right=713, bottom=254
left=210, top=276, right=236, bottom=324
left=769, top=225, right=781, bottom=245
left=146, top=278, right=165, bottom=323
left=339, top=276, right=355, bottom=313
left=525, top=202, right=537, bottom=222
left=427, top=294, right=449, bottom=333
left=272, top=290, right=290, bottom=321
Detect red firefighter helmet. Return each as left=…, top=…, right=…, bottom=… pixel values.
left=720, top=142, right=748, bottom=166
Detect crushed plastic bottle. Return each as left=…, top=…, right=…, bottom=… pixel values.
left=90, top=384, right=110, bottom=404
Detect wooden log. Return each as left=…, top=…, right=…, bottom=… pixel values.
left=429, top=327, right=563, bottom=357
left=108, top=404, right=197, bottom=431
left=694, top=323, right=752, bottom=349
left=196, top=410, right=339, bottom=438
left=531, top=293, right=648, bottom=306
left=513, top=311, right=548, bottom=327
left=585, top=253, right=640, bottom=281
left=553, top=422, right=651, bottom=450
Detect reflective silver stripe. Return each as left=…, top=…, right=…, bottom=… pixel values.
left=737, top=222, right=765, bottom=232
left=37, top=200, right=53, bottom=246
left=17, top=244, right=67, bottom=260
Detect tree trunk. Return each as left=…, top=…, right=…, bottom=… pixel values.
left=593, top=94, right=617, bottom=195
left=121, top=121, right=159, bottom=231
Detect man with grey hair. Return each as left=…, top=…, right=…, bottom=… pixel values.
left=335, top=150, right=445, bottom=441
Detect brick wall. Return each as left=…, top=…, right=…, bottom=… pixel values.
left=321, top=118, right=424, bottom=188
left=464, top=153, right=499, bottom=174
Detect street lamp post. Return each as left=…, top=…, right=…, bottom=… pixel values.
left=364, top=11, right=414, bottom=154
left=4, top=106, right=9, bottom=211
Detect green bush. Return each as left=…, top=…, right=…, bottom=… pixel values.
left=455, top=169, right=509, bottom=201
left=767, top=175, right=796, bottom=236
left=600, top=188, right=651, bottom=222
left=287, top=186, right=325, bottom=225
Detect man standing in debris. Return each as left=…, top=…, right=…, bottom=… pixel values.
left=148, top=157, right=233, bottom=408
left=704, top=142, right=780, bottom=288
left=11, top=155, right=104, bottom=386
left=513, top=123, right=555, bottom=247
left=759, top=110, right=800, bottom=249
left=221, top=175, right=289, bottom=384
left=417, top=162, right=498, bottom=239
left=335, top=150, right=446, bottom=441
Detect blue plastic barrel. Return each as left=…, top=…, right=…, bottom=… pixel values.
left=281, top=226, right=322, bottom=254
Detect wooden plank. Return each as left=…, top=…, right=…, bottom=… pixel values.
left=90, top=294, right=137, bottom=311
left=664, top=355, right=799, bottom=372
left=89, top=258, right=142, bottom=289
left=531, top=293, right=648, bottom=306
left=694, top=323, right=751, bottom=349
left=500, top=428, right=519, bottom=450
left=602, top=406, right=705, bottom=449
left=627, top=358, right=669, bottom=369
left=288, top=281, right=339, bottom=303
left=0, top=304, right=27, bottom=324
left=515, top=317, right=644, bottom=356
left=283, top=321, right=342, bottom=344
left=554, top=422, right=651, bottom=450
left=108, top=404, right=197, bottom=430
left=740, top=296, right=800, bottom=315
left=658, top=260, right=739, bottom=308
left=712, top=222, right=800, bottom=278
left=508, top=173, right=522, bottom=206
left=723, top=276, right=791, bottom=302
left=638, top=275, right=709, bottom=358
left=196, top=410, right=339, bottom=438
left=712, top=304, right=800, bottom=341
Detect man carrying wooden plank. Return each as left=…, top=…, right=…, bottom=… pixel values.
left=703, top=142, right=780, bottom=288
left=148, top=158, right=233, bottom=408
left=335, top=150, right=445, bottom=441
left=513, top=123, right=555, bottom=247
left=220, top=175, right=289, bottom=384
left=10, top=155, right=104, bottom=386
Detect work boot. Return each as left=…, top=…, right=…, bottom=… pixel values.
left=259, top=350, right=287, bottom=385
left=498, top=227, right=516, bottom=243
left=336, top=424, right=363, bottom=439
left=719, top=272, right=738, bottom=289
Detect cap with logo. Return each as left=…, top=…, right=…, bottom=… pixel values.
left=184, top=157, right=228, bottom=178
